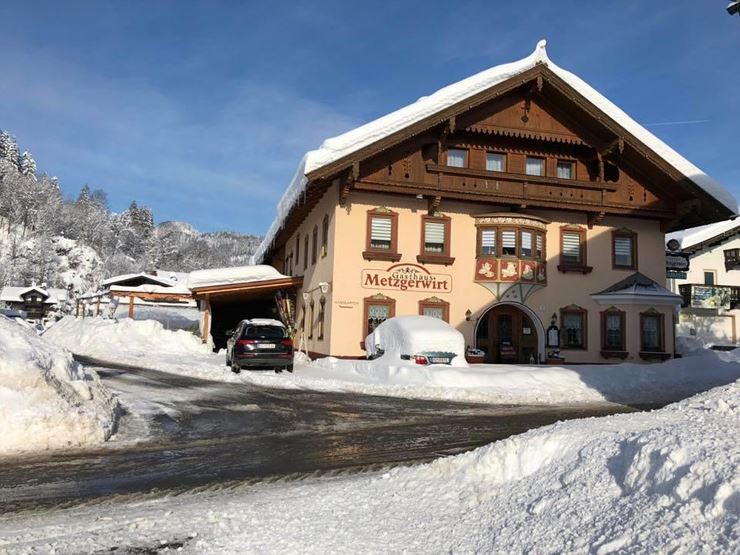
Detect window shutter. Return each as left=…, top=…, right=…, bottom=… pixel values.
left=614, top=236, right=633, bottom=265
left=562, top=232, right=581, bottom=262
left=502, top=230, right=516, bottom=250
left=481, top=229, right=496, bottom=255
left=371, top=217, right=392, bottom=243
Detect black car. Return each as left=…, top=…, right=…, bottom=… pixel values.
left=225, top=319, right=294, bottom=374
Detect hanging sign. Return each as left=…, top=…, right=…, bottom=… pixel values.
left=665, top=252, right=690, bottom=272
left=361, top=263, right=452, bottom=293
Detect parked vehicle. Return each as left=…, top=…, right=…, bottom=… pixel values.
left=225, top=318, right=293, bottom=374
left=364, top=315, right=467, bottom=367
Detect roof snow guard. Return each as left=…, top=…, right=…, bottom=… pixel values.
left=592, top=272, right=682, bottom=306
left=253, top=39, right=737, bottom=263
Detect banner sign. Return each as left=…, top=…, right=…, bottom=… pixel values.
left=666, top=252, right=690, bottom=272
left=361, top=263, right=452, bottom=293
left=689, top=286, right=730, bottom=310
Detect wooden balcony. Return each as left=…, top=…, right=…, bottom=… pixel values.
left=679, top=284, right=740, bottom=310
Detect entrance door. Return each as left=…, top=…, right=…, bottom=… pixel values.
left=476, top=304, right=539, bottom=363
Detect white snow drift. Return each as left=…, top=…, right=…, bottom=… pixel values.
left=0, top=316, right=119, bottom=456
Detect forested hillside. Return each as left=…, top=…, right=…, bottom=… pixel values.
left=0, top=130, right=262, bottom=294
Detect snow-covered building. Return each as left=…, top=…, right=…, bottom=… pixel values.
left=0, top=284, right=68, bottom=322
left=667, top=218, right=740, bottom=346
left=254, top=40, right=735, bottom=363
left=101, top=270, right=198, bottom=330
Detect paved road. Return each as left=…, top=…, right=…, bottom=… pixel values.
left=0, top=356, right=642, bottom=513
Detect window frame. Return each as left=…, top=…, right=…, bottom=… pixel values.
left=703, top=270, right=716, bottom=286
left=318, top=296, right=326, bottom=340
left=519, top=229, right=535, bottom=259
left=560, top=306, right=587, bottom=350
left=446, top=148, right=468, bottom=168
left=308, top=298, right=315, bottom=339
left=558, top=225, right=591, bottom=273
left=600, top=308, right=627, bottom=358
left=500, top=227, right=519, bottom=257
left=321, top=214, right=329, bottom=258
left=556, top=159, right=575, bottom=180
left=312, top=225, right=318, bottom=265
left=525, top=155, right=546, bottom=177
left=612, top=229, right=638, bottom=271
left=303, top=235, right=309, bottom=270
left=475, top=225, right=545, bottom=261
left=363, top=295, right=396, bottom=341
left=639, top=310, right=666, bottom=356
left=417, top=214, right=454, bottom=265
left=363, top=208, right=401, bottom=262
left=418, top=297, right=450, bottom=323
left=296, top=233, right=300, bottom=270
left=485, top=152, right=506, bottom=173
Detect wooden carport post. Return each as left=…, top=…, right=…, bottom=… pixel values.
left=202, top=296, right=211, bottom=344
left=96, top=295, right=101, bottom=316
left=75, top=300, right=80, bottom=318
left=128, top=295, right=135, bottom=318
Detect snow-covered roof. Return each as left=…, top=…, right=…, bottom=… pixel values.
left=101, top=271, right=190, bottom=293
left=666, top=218, right=740, bottom=252
left=0, top=286, right=68, bottom=304
left=254, top=39, right=736, bottom=263
left=592, top=272, right=681, bottom=306
left=187, top=265, right=289, bottom=290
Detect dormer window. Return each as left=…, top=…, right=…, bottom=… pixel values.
left=557, top=160, right=574, bottom=179
left=525, top=156, right=545, bottom=176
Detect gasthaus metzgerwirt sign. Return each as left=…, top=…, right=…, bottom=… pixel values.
left=361, top=263, right=452, bottom=293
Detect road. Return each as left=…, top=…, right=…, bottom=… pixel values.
left=0, top=356, right=643, bottom=513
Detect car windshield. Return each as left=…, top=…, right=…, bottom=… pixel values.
left=242, top=325, right=286, bottom=340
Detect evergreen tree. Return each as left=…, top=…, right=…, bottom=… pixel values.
left=18, top=151, right=36, bottom=179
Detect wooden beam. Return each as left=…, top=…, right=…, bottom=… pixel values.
left=428, top=195, right=441, bottom=215
left=202, top=297, right=211, bottom=344
left=587, top=211, right=606, bottom=229
left=128, top=296, right=134, bottom=319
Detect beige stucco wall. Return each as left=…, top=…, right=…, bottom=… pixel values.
left=314, top=191, right=674, bottom=362
left=670, top=236, right=740, bottom=290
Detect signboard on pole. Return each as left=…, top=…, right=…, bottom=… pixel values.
left=666, top=252, right=690, bottom=273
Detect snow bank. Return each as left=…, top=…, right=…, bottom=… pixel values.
left=188, top=265, right=286, bottom=290
left=44, top=316, right=211, bottom=360
left=0, top=316, right=119, bottom=456
left=43, top=316, right=740, bottom=406
left=5, top=380, right=737, bottom=553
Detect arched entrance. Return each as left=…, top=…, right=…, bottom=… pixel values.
left=475, top=302, right=545, bottom=363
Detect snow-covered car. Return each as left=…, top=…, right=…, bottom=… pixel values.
left=364, top=315, right=467, bottom=367
left=225, top=318, right=293, bottom=374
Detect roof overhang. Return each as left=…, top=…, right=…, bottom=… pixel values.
left=190, top=276, right=304, bottom=301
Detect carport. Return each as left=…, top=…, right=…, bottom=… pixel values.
left=189, top=266, right=302, bottom=351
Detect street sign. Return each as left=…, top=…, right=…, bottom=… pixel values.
left=666, top=271, right=687, bottom=279
left=666, top=252, right=690, bottom=272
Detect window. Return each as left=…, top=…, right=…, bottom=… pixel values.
left=486, top=153, right=505, bottom=172
left=525, top=156, right=545, bottom=176
left=418, top=297, right=450, bottom=322
left=561, top=307, right=587, bottom=349
left=303, top=235, right=309, bottom=270
left=418, top=215, right=453, bottom=264
left=364, top=209, right=400, bottom=261
left=612, top=229, right=637, bottom=270
left=601, top=308, right=626, bottom=355
left=479, top=228, right=496, bottom=256
left=318, top=297, right=326, bottom=340
left=501, top=230, right=517, bottom=256
left=640, top=311, right=664, bottom=353
left=296, top=234, right=300, bottom=269
left=447, top=148, right=467, bottom=168
left=559, top=226, right=589, bottom=272
left=556, top=160, right=574, bottom=179
left=308, top=299, right=315, bottom=339
left=520, top=230, right=533, bottom=258
left=535, top=233, right=544, bottom=259
left=321, top=215, right=329, bottom=258
left=704, top=271, right=716, bottom=286
left=364, top=295, right=396, bottom=338
left=312, top=225, right=318, bottom=265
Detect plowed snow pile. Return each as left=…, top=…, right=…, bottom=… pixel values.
left=0, top=316, right=119, bottom=455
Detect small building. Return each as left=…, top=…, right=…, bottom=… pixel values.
left=667, top=219, right=740, bottom=346
left=0, top=285, right=68, bottom=322
left=254, top=40, right=735, bottom=363
left=101, top=270, right=198, bottom=330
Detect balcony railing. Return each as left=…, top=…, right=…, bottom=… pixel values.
left=679, top=284, right=740, bottom=310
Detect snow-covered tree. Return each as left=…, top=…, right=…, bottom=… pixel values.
left=18, top=151, right=36, bottom=179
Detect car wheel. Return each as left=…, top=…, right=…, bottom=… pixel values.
left=274, top=367, right=283, bottom=374
left=286, top=364, right=294, bottom=373
left=231, top=363, right=241, bottom=374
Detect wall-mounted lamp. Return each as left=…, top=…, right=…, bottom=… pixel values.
left=302, top=292, right=310, bottom=302
left=465, top=309, right=472, bottom=321
left=319, top=282, right=330, bottom=294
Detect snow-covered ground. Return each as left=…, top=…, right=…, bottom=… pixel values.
left=1, top=379, right=737, bottom=554
left=0, top=316, right=119, bottom=456
left=44, top=316, right=740, bottom=406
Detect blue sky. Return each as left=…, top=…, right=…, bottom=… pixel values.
left=0, top=1, right=737, bottom=234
